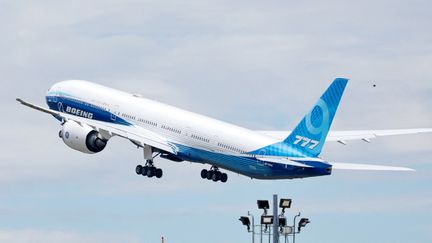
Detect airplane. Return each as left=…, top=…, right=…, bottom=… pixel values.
left=17, top=78, right=432, bottom=183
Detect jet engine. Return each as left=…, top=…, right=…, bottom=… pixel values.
left=59, top=120, right=108, bottom=154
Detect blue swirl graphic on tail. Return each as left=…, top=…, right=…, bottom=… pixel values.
left=249, top=78, right=348, bottom=158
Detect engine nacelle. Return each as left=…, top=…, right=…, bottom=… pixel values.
left=60, top=121, right=108, bottom=154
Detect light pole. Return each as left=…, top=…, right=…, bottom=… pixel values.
left=292, top=213, right=300, bottom=243
left=272, top=194, right=278, bottom=243
left=240, top=195, right=309, bottom=243
left=239, top=212, right=260, bottom=243
left=248, top=211, right=255, bottom=243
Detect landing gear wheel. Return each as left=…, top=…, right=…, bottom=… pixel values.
left=155, top=168, right=163, bottom=178
left=201, top=169, right=208, bottom=179
left=206, top=170, right=214, bottom=180
left=147, top=167, right=155, bottom=177
left=136, top=165, right=143, bottom=175
left=141, top=166, right=148, bottom=176
left=212, top=171, right=221, bottom=182
left=201, top=166, right=227, bottom=183
left=220, top=173, right=228, bottom=183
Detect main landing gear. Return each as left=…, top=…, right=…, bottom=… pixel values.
left=136, top=160, right=163, bottom=178
left=201, top=166, right=228, bottom=183
left=135, top=145, right=163, bottom=179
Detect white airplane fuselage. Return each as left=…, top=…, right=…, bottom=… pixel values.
left=45, top=80, right=331, bottom=179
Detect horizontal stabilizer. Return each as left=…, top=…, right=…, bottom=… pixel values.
left=330, top=162, right=414, bottom=171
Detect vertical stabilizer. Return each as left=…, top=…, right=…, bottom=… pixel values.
left=249, top=78, right=348, bottom=158
left=283, top=78, right=348, bottom=157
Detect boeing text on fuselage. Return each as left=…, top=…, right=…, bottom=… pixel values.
left=66, top=106, right=93, bottom=119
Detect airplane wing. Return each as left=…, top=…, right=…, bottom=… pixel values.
left=329, top=162, right=414, bottom=171
left=256, top=129, right=432, bottom=145
left=16, top=98, right=178, bottom=154
left=17, top=98, right=59, bottom=116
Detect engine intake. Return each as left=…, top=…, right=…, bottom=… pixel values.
left=60, top=121, right=108, bottom=154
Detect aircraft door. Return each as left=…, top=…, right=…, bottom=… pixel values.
left=55, top=86, right=63, bottom=112
left=57, top=102, right=64, bottom=112
left=184, top=126, right=192, bottom=138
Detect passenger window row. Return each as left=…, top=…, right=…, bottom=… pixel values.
left=218, top=143, right=245, bottom=153
left=161, top=124, right=181, bottom=134
left=138, top=118, right=157, bottom=127
left=122, top=113, right=136, bottom=120
left=191, top=134, right=210, bottom=143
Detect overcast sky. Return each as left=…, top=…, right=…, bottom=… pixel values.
left=1, top=0, right=432, bottom=243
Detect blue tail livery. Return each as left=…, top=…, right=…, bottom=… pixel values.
left=249, top=78, right=348, bottom=158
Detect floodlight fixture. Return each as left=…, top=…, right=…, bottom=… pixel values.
left=257, top=200, right=270, bottom=210
left=257, top=200, right=270, bottom=215
left=280, top=226, right=293, bottom=235
left=261, top=215, right=274, bottom=225
left=279, top=198, right=292, bottom=209
left=298, top=218, right=310, bottom=232
left=239, top=216, right=251, bottom=231
left=278, top=217, right=287, bottom=227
